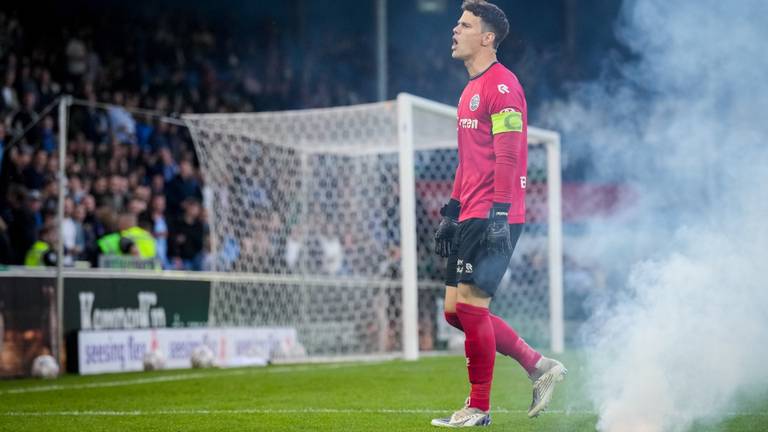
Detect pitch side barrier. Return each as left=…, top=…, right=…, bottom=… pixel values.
left=0, top=267, right=211, bottom=374
left=1, top=268, right=433, bottom=374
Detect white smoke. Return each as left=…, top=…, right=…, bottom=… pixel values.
left=542, top=0, right=768, bottom=430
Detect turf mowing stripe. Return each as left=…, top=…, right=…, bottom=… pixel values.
left=0, top=409, right=766, bottom=417
left=0, top=362, right=382, bottom=395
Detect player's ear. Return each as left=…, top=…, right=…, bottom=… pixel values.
left=482, top=32, right=496, bottom=48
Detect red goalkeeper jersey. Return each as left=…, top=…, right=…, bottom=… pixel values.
left=451, top=62, right=528, bottom=224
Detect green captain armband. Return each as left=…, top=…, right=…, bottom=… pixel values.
left=491, top=111, right=523, bottom=134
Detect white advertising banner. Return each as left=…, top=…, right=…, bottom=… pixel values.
left=78, top=327, right=298, bottom=375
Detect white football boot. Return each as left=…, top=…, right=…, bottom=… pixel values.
left=431, top=398, right=491, bottom=428
left=527, top=357, right=567, bottom=418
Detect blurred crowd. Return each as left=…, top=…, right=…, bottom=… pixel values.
left=0, top=3, right=381, bottom=271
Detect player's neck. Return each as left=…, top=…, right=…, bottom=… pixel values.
left=464, top=52, right=498, bottom=78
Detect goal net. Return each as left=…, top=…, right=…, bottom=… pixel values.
left=183, top=93, right=562, bottom=361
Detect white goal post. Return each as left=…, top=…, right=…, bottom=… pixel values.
left=183, top=93, right=563, bottom=362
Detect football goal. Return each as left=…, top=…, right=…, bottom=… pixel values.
left=183, top=93, right=562, bottom=361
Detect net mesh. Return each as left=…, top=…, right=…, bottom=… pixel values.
left=184, top=97, right=554, bottom=358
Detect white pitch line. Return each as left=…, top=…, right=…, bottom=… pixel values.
left=0, top=408, right=766, bottom=417
left=0, top=362, right=377, bottom=395
left=0, top=408, right=592, bottom=417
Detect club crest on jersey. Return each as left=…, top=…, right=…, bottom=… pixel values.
left=469, top=94, right=480, bottom=111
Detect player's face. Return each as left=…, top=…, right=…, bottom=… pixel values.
left=452, top=11, right=485, bottom=60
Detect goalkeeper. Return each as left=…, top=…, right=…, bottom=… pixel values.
left=431, top=1, right=566, bottom=427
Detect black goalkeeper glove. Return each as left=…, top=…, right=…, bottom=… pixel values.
left=484, top=202, right=513, bottom=255
left=434, top=199, right=460, bottom=257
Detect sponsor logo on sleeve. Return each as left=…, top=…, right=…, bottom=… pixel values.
left=497, top=84, right=510, bottom=94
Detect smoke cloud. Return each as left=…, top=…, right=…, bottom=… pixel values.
left=542, top=0, right=768, bottom=430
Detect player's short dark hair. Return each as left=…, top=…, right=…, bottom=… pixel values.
left=461, top=0, right=509, bottom=49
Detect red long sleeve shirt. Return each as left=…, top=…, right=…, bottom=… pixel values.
left=451, top=62, right=528, bottom=223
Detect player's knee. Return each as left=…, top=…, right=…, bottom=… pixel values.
left=457, top=283, right=491, bottom=307
left=443, top=310, right=463, bottom=330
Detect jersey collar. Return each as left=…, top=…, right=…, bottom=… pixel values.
left=469, top=61, right=498, bottom=81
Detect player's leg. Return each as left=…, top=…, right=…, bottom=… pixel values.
left=436, top=219, right=500, bottom=428
left=437, top=221, right=566, bottom=421
left=432, top=281, right=494, bottom=428
left=456, top=282, right=495, bottom=407
left=479, top=224, right=542, bottom=374
left=478, top=224, right=565, bottom=418
left=488, top=226, right=564, bottom=418
left=442, top=224, right=541, bottom=372
left=432, top=220, right=494, bottom=428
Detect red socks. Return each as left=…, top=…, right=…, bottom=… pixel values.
left=445, top=310, right=541, bottom=374
left=455, top=303, right=495, bottom=411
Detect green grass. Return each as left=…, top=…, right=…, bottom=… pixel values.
left=0, top=353, right=766, bottom=431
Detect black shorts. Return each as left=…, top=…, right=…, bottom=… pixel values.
left=445, top=219, right=523, bottom=297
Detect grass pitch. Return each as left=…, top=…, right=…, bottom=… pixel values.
left=1, top=353, right=765, bottom=431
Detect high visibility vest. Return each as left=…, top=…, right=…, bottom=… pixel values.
left=24, top=241, right=50, bottom=266
left=97, top=232, right=123, bottom=255
left=121, top=227, right=157, bottom=259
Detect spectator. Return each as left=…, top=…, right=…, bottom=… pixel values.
left=60, top=197, right=85, bottom=263
left=80, top=83, right=110, bottom=144
left=168, top=198, right=204, bottom=271
left=121, top=214, right=157, bottom=260
left=105, top=174, right=129, bottom=212
left=0, top=145, right=33, bottom=204
left=96, top=212, right=155, bottom=260
left=64, top=31, right=87, bottom=84
left=150, top=146, right=178, bottom=184
left=285, top=225, right=304, bottom=271
left=165, top=159, right=202, bottom=215
left=107, top=91, right=136, bottom=144
left=25, top=190, right=44, bottom=232
left=0, top=69, right=19, bottom=112
left=11, top=91, right=39, bottom=144
left=150, top=173, right=165, bottom=195
left=24, top=225, right=58, bottom=267
left=2, top=185, right=33, bottom=264
left=148, top=120, right=170, bottom=153
left=22, top=149, right=47, bottom=191
left=39, top=115, right=56, bottom=154
left=69, top=175, right=86, bottom=204
left=127, top=196, right=147, bottom=217
left=0, top=216, right=12, bottom=264
left=90, top=175, right=109, bottom=207
left=147, top=194, right=170, bottom=268
left=37, top=69, right=60, bottom=109
left=319, top=222, right=344, bottom=275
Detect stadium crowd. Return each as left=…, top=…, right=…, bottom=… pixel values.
left=0, top=4, right=378, bottom=270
